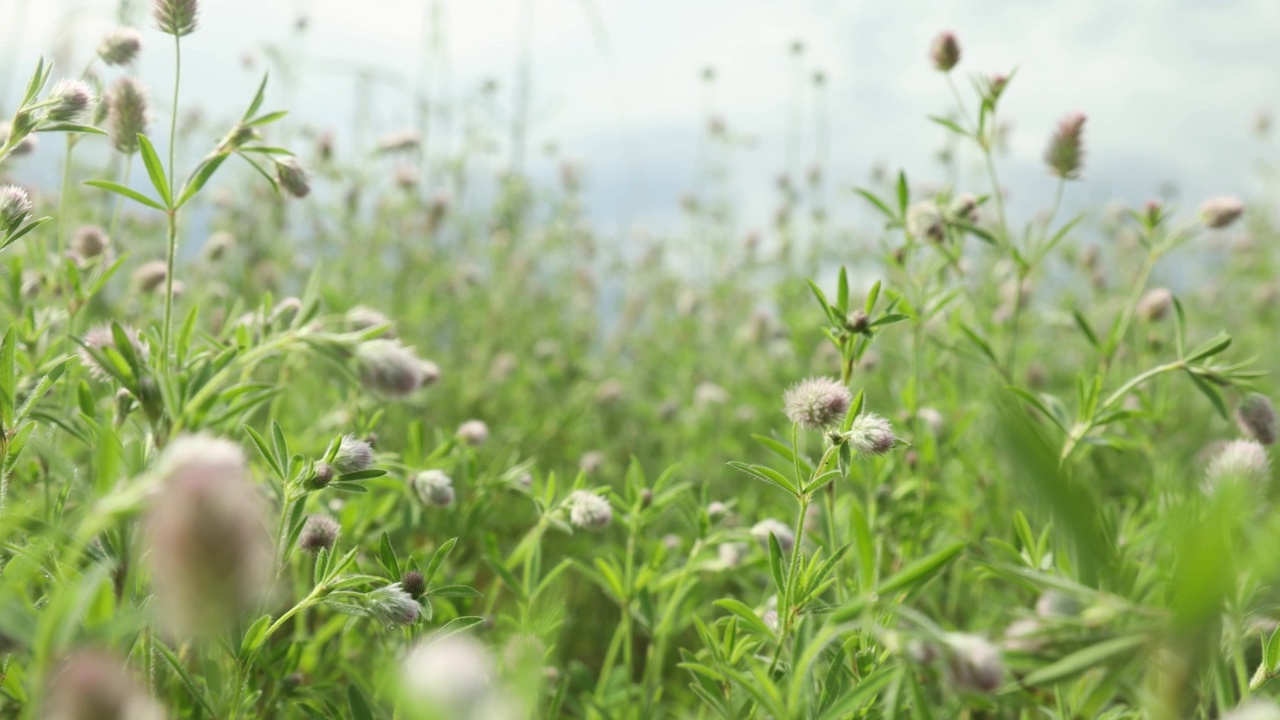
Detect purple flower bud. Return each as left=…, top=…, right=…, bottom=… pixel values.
left=1045, top=112, right=1087, bottom=180
left=929, top=31, right=961, bottom=71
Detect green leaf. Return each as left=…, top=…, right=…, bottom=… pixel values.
left=712, top=599, right=775, bottom=639
left=767, top=533, right=787, bottom=594
left=377, top=532, right=400, bottom=579
left=727, top=461, right=799, bottom=497
left=1017, top=634, right=1147, bottom=688
left=928, top=115, right=969, bottom=137
left=1187, top=372, right=1228, bottom=420
left=425, top=537, right=458, bottom=586
left=136, top=134, right=172, bottom=208
left=244, top=425, right=285, bottom=479
left=432, top=616, right=485, bottom=642
left=239, top=614, right=272, bottom=658
left=83, top=180, right=165, bottom=211
left=347, top=683, right=376, bottom=720
left=35, top=122, right=107, bottom=135
left=1072, top=310, right=1099, bottom=349
left=854, top=189, right=897, bottom=221
left=895, top=171, right=909, bottom=215
left=176, top=153, right=229, bottom=208
left=876, top=541, right=965, bottom=596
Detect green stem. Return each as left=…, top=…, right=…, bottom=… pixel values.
left=162, top=36, right=182, bottom=371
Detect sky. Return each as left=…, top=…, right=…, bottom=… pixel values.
left=5, top=0, right=1280, bottom=239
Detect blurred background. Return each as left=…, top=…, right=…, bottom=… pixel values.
left=5, top=0, right=1280, bottom=246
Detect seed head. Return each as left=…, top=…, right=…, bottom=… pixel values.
left=345, top=305, right=395, bottom=337
left=943, top=633, right=1004, bottom=694
left=106, top=77, right=150, bottom=155
left=131, top=260, right=168, bottom=292
left=1237, top=393, right=1278, bottom=445
left=401, top=570, right=426, bottom=598
left=0, top=185, right=32, bottom=234
left=299, top=515, right=340, bottom=553
left=274, top=157, right=310, bottom=198
left=843, top=412, right=897, bottom=455
left=1136, top=287, right=1173, bottom=321
left=79, top=324, right=150, bottom=380
left=153, top=0, right=199, bottom=36
left=43, top=650, right=165, bottom=720
left=412, top=469, right=456, bottom=507
left=930, top=31, right=961, bottom=71
left=1200, top=196, right=1245, bottom=230
left=146, top=435, right=274, bottom=641
left=47, top=79, right=94, bottom=123
left=364, top=583, right=420, bottom=627
left=1204, top=439, right=1271, bottom=494
left=333, top=434, right=374, bottom=475
left=751, top=518, right=796, bottom=553
left=457, top=420, right=490, bottom=446
left=98, top=27, right=143, bottom=66
left=783, top=377, right=852, bottom=430
left=1045, top=112, right=1086, bottom=179
left=355, top=339, right=431, bottom=398
left=72, top=225, right=109, bottom=260
left=567, top=490, right=612, bottom=531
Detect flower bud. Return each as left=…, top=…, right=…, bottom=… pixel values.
left=0, top=122, right=36, bottom=156
left=355, top=339, right=431, bottom=398
left=1045, top=112, right=1086, bottom=179
left=47, top=79, right=94, bottom=124
left=274, top=157, right=310, bottom=198
left=299, top=515, right=340, bottom=553
left=1136, top=287, right=1173, bottom=321
left=98, top=27, right=143, bottom=66
left=401, top=570, right=427, bottom=598
left=153, top=0, right=199, bottom=37
left=72, top=225, right=109, bottom=259
left=106, top=77, right=150, bottom=155
left=906, top=201, right=946, bottom=242
left=579, top=451, right=605, bottom=475
left=750, top=518, right=795, bottom=553
left=345, top=305, right=395, bottom=337
left=412, top=469, right=456, bottom=507
left=146, top=435, right=274, bottom=641
left=783, top=377, right=852, bottom=430
left=567, top=490, right=612, bottom=531
left=333, top=434, right=374, bottom=475
left=43, top=650, right=165, bottom=720
left=131, top=260, right=168, bottom=293
left=0, top=184, right=32, bottom=234
left=307, top=462, right=335, bottom=490
left=1236, top=393, right=1278, bottom=446
left=845, top=309, right=870, bottom=334
left=1200, top=196, right=1245, bottom=230
left=929, top=31, right=961, bottom=71
left=457, top=420, right=489, bottom=446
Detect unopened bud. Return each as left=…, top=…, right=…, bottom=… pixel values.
left=929, top=31, right=960, bottom=71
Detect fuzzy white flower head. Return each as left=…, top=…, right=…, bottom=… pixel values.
left=844, top=412, right=896, bottom=455
left=1236, top=393, right=1278, bottom=446
left=333, top=434, right=374, bottom=474
left=365, top=583, right=420, bottom=627
left=457, top=420, right=490, bottom=446
left=783, top=377, right=852, bottom=430
left=401, top=633, right=497, bottom=717
left=567, top=490, right=612, bottom=531
left=750, top=518, right=795, bottom=553
left=0, top=184, right=32, bottom=234
left=717, top=542, right=748, bottom=568
left=906, top=201, right=945, bottom=241
left=1136, top=288, right=1173, bottom=321
left=412, top=470, right=455, bottom=507
left=942, top=633, right=1003, bottom=694
left=345, top=305, right=395, bottom=337
left=1204, top=439, right=1270, bottom=494
left=43, top=651, right=166, bottom=720
left=1200, top=196, right=1245, bottom=230
left=355, top=339, right=429, bottom=398
left=78, top=324, right=149, bottom=380
left=98, top=27, right=143, bottom=66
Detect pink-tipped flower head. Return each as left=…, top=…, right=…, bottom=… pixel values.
left=0, top=185, right=32, bottom=234
left=783, top=377, right=852, bottom=430
left=98, top=27, right=143, bottom=66
left=844, top=412, right=897, bottom=455
left=106, top=77, right=150, bottom=155
left=43, top=650, right=165, bottom=720
left=153, top=0, right=199, bottom=36
left=355, top=339, right=430, bottom=398
left=929, top=31, right=960, bottom=71
left=47, top=79, right=94, bottom=123
left=457, top=420, right=490, bottom=446
left=79, top=324, right=150, bottom=380
left=1200, top=196, right=1245, bottom=230
left=146, top=435, right=274, bottom=641
left=1045, top=112, right=1086, bottom=179
left=298, top=514, right=340, bottom=553
left=332, top=434, right=374, bottom=475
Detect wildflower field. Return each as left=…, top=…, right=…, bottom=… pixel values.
left=4, top=2, right=1280, bottom=719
